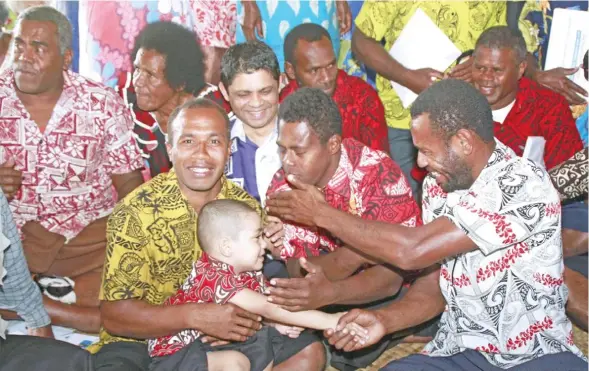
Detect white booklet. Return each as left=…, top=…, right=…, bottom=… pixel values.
left=544, top=8, right=589, bottom=103
left=388, top=8, right=462, bottom=108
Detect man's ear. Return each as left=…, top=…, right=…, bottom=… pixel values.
left=166, top=142, right=174, bottom=162
left=284, top=61, right=296, bottom=81
left=327, top=135, right=342, bottom=155
left=63, top=49, right=73, bottom=70
left=219, top=82, right=230, bottom=101
left=453, top=129, right=475, bottom=156
left=517, top=59, right=528, bottom=80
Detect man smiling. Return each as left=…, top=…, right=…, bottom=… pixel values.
left=220, top=41, right=281, bottom=206
left=94, top=98, right=325, bottom=371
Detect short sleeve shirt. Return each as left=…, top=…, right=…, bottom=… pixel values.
left=355, top=2, right=509, bottom=130
left=495, top=77, right=583, bottom=170
left=148, top=253, right=267, bottom=357
left=421, top=141, right=585, bottom=368
left=92, top=170, right=261, bottom=351
left=266, top=139, right=421, bottom=260
left=0, top=69, right=144, bottom=241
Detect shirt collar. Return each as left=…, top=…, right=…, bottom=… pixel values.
left=469, top=140, right=516, bottom=191
left=230, top=116, right=278, bottom=145
left=200, top=252, right=262, bottom=283
left=200, top=252, right=239, bottom=275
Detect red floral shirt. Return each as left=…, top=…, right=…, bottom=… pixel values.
left=495, top=77, right=583, bottom=170
left=0, top=70, right=143, bottom=241
left=267, top=139, right=421, bottom=260
left=411, top=77, right=584, bottom=183
left=279, top=70, right=390, bottom=153
left=148, top=253, right=266, bottom=358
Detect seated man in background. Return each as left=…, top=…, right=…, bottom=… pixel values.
left=0, top=6, right=144, bottom=332
left=280, top=23, right=389, bottom=153
left=472, top=26, right=588, bottom=332
left=93, top=98, right=325, bottom=371
left=118, top=21, right=231, bottom=180
left=220, top=41, right=281, bottom=206
left=471, top=26, right=583, bottom=170
left=0, top=189, right=93, bottom=371
left=266, top=88, right=425, bottom=370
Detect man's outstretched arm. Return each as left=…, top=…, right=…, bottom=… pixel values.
left=266, top=176, right=475, bottom=271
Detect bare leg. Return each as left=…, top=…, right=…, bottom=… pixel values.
left=274, top=342, right=326, bottom=371
left=201, top=46, right=226, bottom=85
left=207, top=350, right=251, bottom=371
left=562, top=229, right=589, bottom=258
left=565, top=267, right=588, bottom=332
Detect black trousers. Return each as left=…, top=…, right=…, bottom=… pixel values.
left=0, top=335, right=93, bottom=371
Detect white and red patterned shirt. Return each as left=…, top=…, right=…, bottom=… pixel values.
left=0, top=70, right=143, bottom=241
left=422, top=140, right=585, bottom=368
left=148, top=253, right=267, bottom=358
left=267, top=138, right=421, bottom=261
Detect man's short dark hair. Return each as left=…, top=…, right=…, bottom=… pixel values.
left=474, top=26, right=527, bottom=63
left=167, top=98, right=230, bottom=143
left=278, top=87, right=341, bottom=143
left=284, top=23, right=332, bottom=65
left=410, top=79, right=494, bottom=143
left=131, top=21, right=205, bottom=95
left=220, top=41, right=280, bottom=88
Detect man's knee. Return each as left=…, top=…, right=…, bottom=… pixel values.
left=296, top=342, right=326, bottom=371
left=565, top=267, right=588, bottom=331
left=208, top=351, right=250, bottom=371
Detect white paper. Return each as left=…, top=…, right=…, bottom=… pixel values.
left=388, top=8, right=462, bottom=108
left=6, top=320, right=97, bottom=348
left=522, top=136, right=547, bottom=168
left=544, top=8, right=589, bottom=103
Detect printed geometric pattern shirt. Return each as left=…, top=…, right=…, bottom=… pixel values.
left=355, top=2, right=510, bottom=130
left=421, top=140, right=585, bottom=368
left=94, top=170, right=261, bottom=351
left=267, top=138, right=421, bottom=260
left=494, top=77, right=583, bottom=170
left=0, top=69, right=143, bottom=241
left=148, top=252, right=267, bottom=357
left=280, top=69, right=390, bottom=152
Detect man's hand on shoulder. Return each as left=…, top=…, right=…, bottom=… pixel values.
left=534, top=66, right=588, bottom=105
